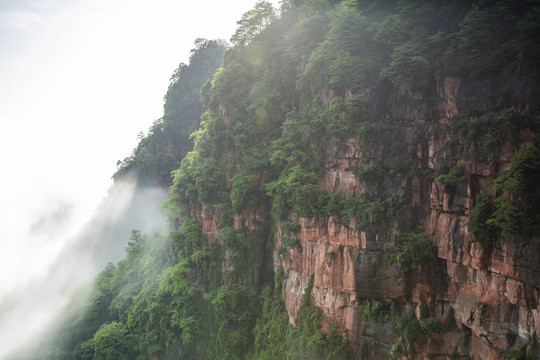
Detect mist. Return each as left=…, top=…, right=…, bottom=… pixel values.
left=0, top=178, right=168, bottom=359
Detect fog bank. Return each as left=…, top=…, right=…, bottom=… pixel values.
left=0, top=179, right=167, bottom=359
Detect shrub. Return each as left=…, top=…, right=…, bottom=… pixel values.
left=434, top=164, right=466, bottom=187
left=467, top=191, right=495, bottom=247
left=396, top=233, right=438, bottom=272
left=355, top=161, right=385, bottom=188
left=358, top=300, right=393, bottom=323
left=448, top=112, right=507, bottom=161
left=326, top=97, right=354, bottom=139
left=341, top=192, right=394, bottom=224
left=489, top=144, right=540, bottom=239
left=503, top=343, right=528, bottom=360
left=390, top=342, right=407, bottom=358
left=487, top=195, right=525, bottom=237
left=278, top=222, right=301, bottom=258
left=420, top=317, right=442, bottom=335
left=278, top=236, right=300, bottom=258
left=495, top=144, right=540, bottom=203
left=395, top=305, right=420, bottom=344
left=281, top=221, right=301, bottom=236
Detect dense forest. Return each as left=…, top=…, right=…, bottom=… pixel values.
left=10, top=0, right=540, bottom=359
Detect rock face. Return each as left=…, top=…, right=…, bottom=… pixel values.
left=272, top=78, right=540, bottom=359
left=198, top=76, right=540, bottom=358
left=197, top=204, right=222, bottom=244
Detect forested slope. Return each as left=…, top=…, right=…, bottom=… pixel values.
left=12, top=0, right=540, bottom=359
left=113, top=38, right=226, bottom=187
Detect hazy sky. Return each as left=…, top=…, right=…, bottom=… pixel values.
left=0, top=0, right=279, bottom=284
left=0, top=0, right=277, bottom=355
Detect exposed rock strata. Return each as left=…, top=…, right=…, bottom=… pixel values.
left=200, top=77, right=540, bottom=359
left=273, top=78, right=540, bottom=359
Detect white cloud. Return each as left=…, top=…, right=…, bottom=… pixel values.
left=0, top=9, right=45, bottom=30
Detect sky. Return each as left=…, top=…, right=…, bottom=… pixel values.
left=0, top=0, right=278, bottom=357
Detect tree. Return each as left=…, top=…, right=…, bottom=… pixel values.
left=455, top=5, right=495, bottom=76
left=90, top=321, right=132, bottom=360
left=495, top=144, right=540, bottom=202
left=397, top=233, right=438, bottom=272
left=230, top=1, right=277, bottom=46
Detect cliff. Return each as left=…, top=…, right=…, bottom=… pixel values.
left=272, top=77, right=540, bottom=358
left=154, top=0, right=540, bottom=358
left=22, top=1, right=540, bottom=359
left=192, top=71, right=540, bottom=358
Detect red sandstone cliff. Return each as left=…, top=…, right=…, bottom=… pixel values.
left=198, top=77, right=540, bottom=359
left=272, top=78, right=540, bottom=359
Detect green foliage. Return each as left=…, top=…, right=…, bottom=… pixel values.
left=503, top=343, right=528, bottom=360
left=420, top=317, right=442, bottom=335
left=454, top=5, right=495, bottom=76
left=495, top=144, right=540, bottom=202
left=468, top=191, right=495, bottom=247
left=489, top=144, right=540, bottom=239
left=355, top=161, right=385, bottom=187
left=448, top=112, right=508, bottom=161
left=167, top=146, right=227, bottom=217
left=113, top=39, right=225, bottom=186
left=356, top=120, right=399, bottom=149
left=210, top=284, right=255, bottom=359
left=296, top=3, right=366, bottom=97
left=358, top=300, right=393, bottom=323
left=251, top=273, right=351, bottom=360
left=210, top=52, right=253, bottom=109
left=230, top=1, right=277, bottom=46
left=178, top=218, right=204, bottom=256
left=230, top=171, right=260, bottom=210
left=319, top=190, right=345, bottom=217
left=78, top=263, right=118, bottom=344
left=278, top=221, right=301, bottom=258
left=339, top=191, right=394, bottom=224
left=382, top=31, right=430, bottom=92
left=285, top=274, right=352, bottom=360
left=446, top=109, right=540, bottom=162
left=85, top=321, right=133, bottom=360
left=281, top=221, right=301, bottom=236
left=264, top=165, right=320, bottom=219
left=325, top=97, right=355, bottom=139
left=390, top=342, right=407, bottom=358
left=397, top=233, right=438, bottom=272
left=434, top=164, right=466, bottom=187
left=252, top=286, right=289, bottom=360
left=488, top=195, right=527, bottom=238
left=394, top=304, right=420, bottom=345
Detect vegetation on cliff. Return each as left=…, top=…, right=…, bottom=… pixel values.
left=12, top=0, right=540, bottom=359
left=113, top=38, right=226, bottom=187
